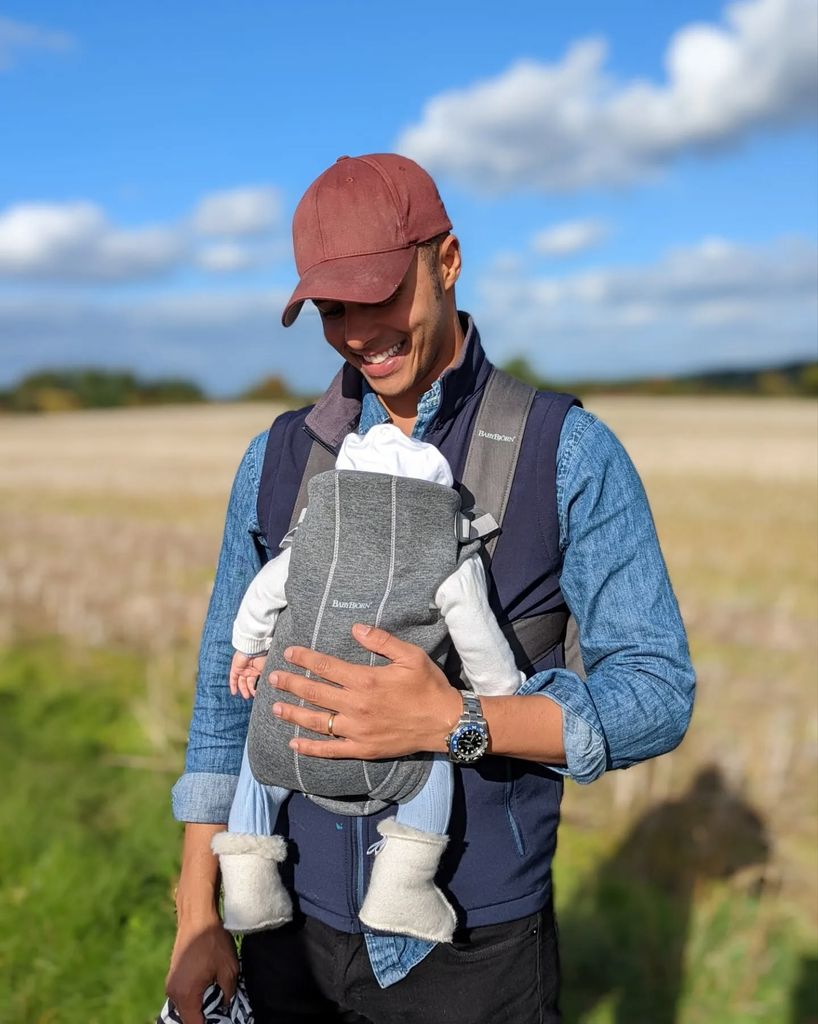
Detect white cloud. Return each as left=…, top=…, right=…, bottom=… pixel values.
left=192, top=186, right=282, bottom=237
left=196, top=242, right=258, bottom=273
left=0, top=202, right=184, bottom=281
left=195, top=239, right=288, bottom=274
left=398, top=0, right=818, bottom=192
left=0, top=15, right=75, bottom=71
left=0, top=186, right=287, bottom=283
left=532, top=220, right=609, bottom=257
left=475, top=235, right=818, bottom=377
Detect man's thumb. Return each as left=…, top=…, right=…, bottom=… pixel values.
left=352, top=623, right=410, bottom=662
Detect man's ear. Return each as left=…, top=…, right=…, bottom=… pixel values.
left=439, top=234, right=462, bottom=292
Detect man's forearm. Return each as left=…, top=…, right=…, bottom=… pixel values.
left=480, top=694, right=566, bottom=766
left=175, top=822, right=227, bottom=923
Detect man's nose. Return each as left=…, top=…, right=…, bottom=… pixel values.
left=343, top=304, right=379, bottom=349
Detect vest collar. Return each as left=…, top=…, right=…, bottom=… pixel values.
left=303, top=312, right=490, bottom=452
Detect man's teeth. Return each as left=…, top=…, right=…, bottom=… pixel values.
left=363, top=342, right=402, bottom=365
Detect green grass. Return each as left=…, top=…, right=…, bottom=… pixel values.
left=556, top=820, right=816, bottom=1022
left=0, top=644, right=181, bottom=1023
left=1, top=641, right=815, bottom=1023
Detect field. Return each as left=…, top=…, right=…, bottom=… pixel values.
left=1, top=396, right=816, bottom=1023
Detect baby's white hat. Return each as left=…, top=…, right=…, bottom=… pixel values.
left=335, top=423, right=454, bottom=486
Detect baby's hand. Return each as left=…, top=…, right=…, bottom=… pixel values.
left=229, top=652, right=267, bottom=699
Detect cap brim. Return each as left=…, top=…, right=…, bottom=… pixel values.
left=281, top=246, right=416, bottom=327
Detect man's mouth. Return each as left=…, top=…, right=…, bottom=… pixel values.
left=361, top=340, right=405, bottom=365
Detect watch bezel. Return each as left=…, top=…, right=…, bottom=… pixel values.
left=447, top=721, right=489, bottom=764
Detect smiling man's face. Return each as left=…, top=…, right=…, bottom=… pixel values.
left=313, top=235, right=463, bottom=423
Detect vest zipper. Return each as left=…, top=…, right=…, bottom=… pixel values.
left=355, top=815, right=367, bottom=914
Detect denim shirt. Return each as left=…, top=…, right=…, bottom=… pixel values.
left=171, top=353, right=695, bottom=985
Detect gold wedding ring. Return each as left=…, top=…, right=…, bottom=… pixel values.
left=327, top=713, right=336, bottom=737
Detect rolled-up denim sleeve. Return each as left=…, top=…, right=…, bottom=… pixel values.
left=528, top=406, right=695, bottom=785
left=171, top=430, right=270, bottom=823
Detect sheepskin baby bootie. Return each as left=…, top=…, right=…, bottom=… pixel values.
left=211, top=832, right=292, bottom=934
left=359, top=817, right=456, bottom=943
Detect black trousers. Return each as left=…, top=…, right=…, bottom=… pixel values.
left=242, top=904, right=561, bottom=1024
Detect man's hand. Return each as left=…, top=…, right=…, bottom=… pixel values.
left=165, top=913, right=239, bottom=1024
left=269, top=623, right=462, bottom=759
left=166, top=823, right=239, bottom=1023
left=229, top=651, right=267, bottom=699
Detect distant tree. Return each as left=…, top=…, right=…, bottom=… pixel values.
left=797, top=364, right=818, bottom=397
left=755, top=371, right=793, bottom=396
left=239, top=375, right=296, bottom=402
left=500, top=356, right=553, bottom=390
left=137, top=379, right=205, bottom=405
left=3, top=368, right=206, bottom=412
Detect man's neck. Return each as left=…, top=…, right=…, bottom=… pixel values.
left=386, top=408, right=418, bottom=437
left=377, top=310, right=465, bottom=436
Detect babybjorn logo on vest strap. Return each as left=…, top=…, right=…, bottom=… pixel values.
left=332, top=599, right=373, bottom=610
left=478, top=428, right=516, bottom=443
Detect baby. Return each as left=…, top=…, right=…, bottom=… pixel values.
left=211, top=423, right=525, bottom=944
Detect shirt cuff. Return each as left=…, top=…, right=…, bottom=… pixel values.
left=515, top=670, right=608, bottom=785
left=537, top=693, right=608, bottom=785
left=171, top=771, right=239, bottom=823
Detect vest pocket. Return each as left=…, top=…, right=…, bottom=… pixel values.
left=504, top=760, right=526, bottom=857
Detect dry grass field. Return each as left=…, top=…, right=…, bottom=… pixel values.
left=1, top=395, right=816, bottom=1021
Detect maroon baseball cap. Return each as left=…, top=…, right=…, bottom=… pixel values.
left=281, top=153, right=452, bottom=327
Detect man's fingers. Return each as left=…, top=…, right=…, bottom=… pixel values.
left=270, top=667, right=346, bottom=708
left=273, top=699, right=341, bottom=737
left=282, top=645, right=360, bottom=687
left=288, top=735, right=360, bottom=758
left=169, top=993, right=204, bottom=1024
left=351, top=623, right=416, bottom=663
left=216, top=962, right=238, bottom=1004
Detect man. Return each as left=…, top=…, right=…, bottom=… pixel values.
left=165, top=153, right=694, bottom=1023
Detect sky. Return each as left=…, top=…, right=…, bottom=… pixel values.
left=1, top=0, right=816, bottom=395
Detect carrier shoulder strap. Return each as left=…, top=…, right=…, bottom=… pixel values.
left=287, top=440, right=336, bottom=534
left=459, top=367, right=585, bottom=679
left=459, top=367, right=536, bottom=561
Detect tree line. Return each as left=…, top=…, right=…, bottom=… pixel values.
left=2, top=358, right=816, bottom=413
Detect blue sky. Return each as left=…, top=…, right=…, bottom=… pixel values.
left=1, top=0, right=816, bottom=394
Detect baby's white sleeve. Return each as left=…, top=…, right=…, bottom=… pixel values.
left=434, top=552, right=526, bottom=696
left=231, top=546, right=291, bottom=655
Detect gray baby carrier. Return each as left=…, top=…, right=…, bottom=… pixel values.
left=247, top=469, right=479, bottom=814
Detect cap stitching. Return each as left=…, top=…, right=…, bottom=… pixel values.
left=300, top=242, right=416, bottom=272
left=311, top=187, right=327, bottom=261
left=355, top=155, right=408, bottom=245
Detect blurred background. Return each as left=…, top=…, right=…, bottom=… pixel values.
left=0, top=1, right=816, bottom=1021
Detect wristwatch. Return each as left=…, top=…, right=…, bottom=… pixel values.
left=446, top=691, right=489, bottom=764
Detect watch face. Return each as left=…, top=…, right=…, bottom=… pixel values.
left=450, top=723, right=488, bottom=763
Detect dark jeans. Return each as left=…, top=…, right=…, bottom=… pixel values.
left=242, top=904, right=561, bottom=1023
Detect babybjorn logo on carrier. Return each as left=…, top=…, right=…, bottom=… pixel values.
left=332, top=599, right=373, bottom=610
left=478, top=428, right=516, bottom=443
